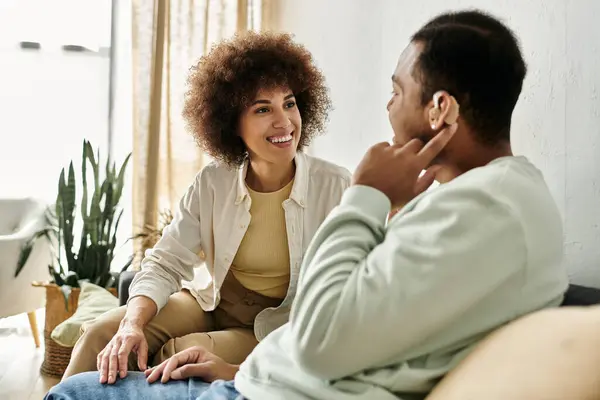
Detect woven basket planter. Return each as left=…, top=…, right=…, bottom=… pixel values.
left=33, top=282, right=117, bottom=378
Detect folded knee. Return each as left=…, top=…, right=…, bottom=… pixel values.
left=80, top=319, right=117, bottom=342
left=158, top=337, right=178, bottom=358
left=154, top=336, right=206, bottom=365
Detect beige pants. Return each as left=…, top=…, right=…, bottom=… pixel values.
left=63, top=273, right=282, bottom=379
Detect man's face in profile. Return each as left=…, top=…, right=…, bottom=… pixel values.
left=387, top=42, right=432, bottom=147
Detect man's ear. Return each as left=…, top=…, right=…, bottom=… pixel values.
left=427, top=91, right=460, bottom=130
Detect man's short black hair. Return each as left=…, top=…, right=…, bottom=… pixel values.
left=411, top=10, right=527, bottom=144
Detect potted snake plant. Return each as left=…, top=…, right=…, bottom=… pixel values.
left=19, top=139, right=131, bottom=297
left=16, top=139, right=131, bottom=377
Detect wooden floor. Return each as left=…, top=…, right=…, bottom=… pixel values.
left=0, top=309, right=60, bottom=400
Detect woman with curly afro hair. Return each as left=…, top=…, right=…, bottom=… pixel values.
left=62, top=31, right=351, bottom=385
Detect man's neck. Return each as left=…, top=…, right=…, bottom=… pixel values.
left=436, top=140, right=513, bottom=183
left=246, top=159, right=296, bottom=192
left=463, top=140, right=513, bottom=169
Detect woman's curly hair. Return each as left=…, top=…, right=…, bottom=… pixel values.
left=183, top=31, right=332, bottom=166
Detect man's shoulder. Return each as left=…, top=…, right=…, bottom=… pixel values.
left=436, top=156, right=545, bottom=199
left=414, top=156, right=558, bottom=229
left=406, top=159, right=526, bottom=215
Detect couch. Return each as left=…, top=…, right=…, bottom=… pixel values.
left=428, top=285, right=600, bottom=399
left=117, top=273, right=600, bottom=399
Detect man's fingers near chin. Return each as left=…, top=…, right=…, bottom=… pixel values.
left=414, top=167, right=440, bottom=194
left=402, top=138, right=425, bottom=153
left=373, top=141, right=391, bottom=149
left=417, top=124, right=457, bottom=164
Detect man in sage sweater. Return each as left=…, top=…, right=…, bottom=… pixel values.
left=46, top=9, right=568, bottom=400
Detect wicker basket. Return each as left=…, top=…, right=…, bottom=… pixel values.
left=33, top=282, right=117, bottom=378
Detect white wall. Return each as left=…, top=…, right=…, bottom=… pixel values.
left=0, top=49, right=110, bottom=200
left=271, top=0, right=600, bottom=286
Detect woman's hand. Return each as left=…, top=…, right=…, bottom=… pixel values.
left=97, top=296, right=157, bottom=384
left=145, top=346, right=239, bottom=384
left=97, top=319, right=148, bottom=384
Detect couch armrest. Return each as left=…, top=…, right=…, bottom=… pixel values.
left=118, top=270, right=138, bottom=306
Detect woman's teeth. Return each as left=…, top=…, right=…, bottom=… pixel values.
left=268, top=134, right=293, bottom=143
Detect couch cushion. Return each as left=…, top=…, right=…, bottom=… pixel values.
left=427, top=304, right=600, bottom=400
left=51, top=282, right=119, bottom=347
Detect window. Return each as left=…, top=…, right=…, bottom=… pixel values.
left=0, top=0, right=114, bottom=202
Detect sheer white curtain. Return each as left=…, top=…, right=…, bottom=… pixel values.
left=130, top=0, right=270, bottom=267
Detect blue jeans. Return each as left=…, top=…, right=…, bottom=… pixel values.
left=44, top=372, right=246, bottom=400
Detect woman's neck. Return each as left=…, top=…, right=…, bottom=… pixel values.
left=245, top=159, right=296, bottom=193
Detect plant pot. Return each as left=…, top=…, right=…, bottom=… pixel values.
left=33, top=282, right=117, bottom=378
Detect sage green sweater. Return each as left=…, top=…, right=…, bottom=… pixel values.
left=236, top=156, right=568, bottom=400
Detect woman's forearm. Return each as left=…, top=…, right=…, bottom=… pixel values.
left=122, top=295, right=158, bottom=328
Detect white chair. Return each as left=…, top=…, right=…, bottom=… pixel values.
left=0, top=198, right=52, bottom=347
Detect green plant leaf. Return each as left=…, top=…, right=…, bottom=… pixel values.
left=85, top=140, right=100, bottom=192
left=115, top=153, right=131, bottom=201
left=47, top=264, right=55, bottom=279
left=81, top=140, right=89, bottom=222
left=85, top=141, right=97, bottom=175
left=96, top=147, right=100, bottom=187
left=100, top=179, right=114, bottom=241
left=120, top=255, right=134, bottom=273
left=52, top=270, right=65, bottom=286
left=67, top=162, right=77, bottom=209
left=41, top=141, right=130, bottom=296
left=89, top=179, right=101, bottom=245
left=79, top=141, right=89, bottom=266
left=54, top=193, right=63, bottom=270
left=93, top=274, right=104, bottom=286
left=104, top=273, right=116, bottom=289
left=15, top=228, right=54, bottom=278
left=64, top=270, right=79, bottom=287
left=112, top=209, right=124, bottom=243
left=59, top=162, right=77, bottom=273
left=15, top=244, right=33, bottom=278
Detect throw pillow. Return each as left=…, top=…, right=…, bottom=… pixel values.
left=51, top=282, right=119, bottom=347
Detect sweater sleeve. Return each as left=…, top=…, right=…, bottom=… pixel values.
left=128, top=171, right=205, bottom=313
left=288, top=184, right=526, bottom=380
